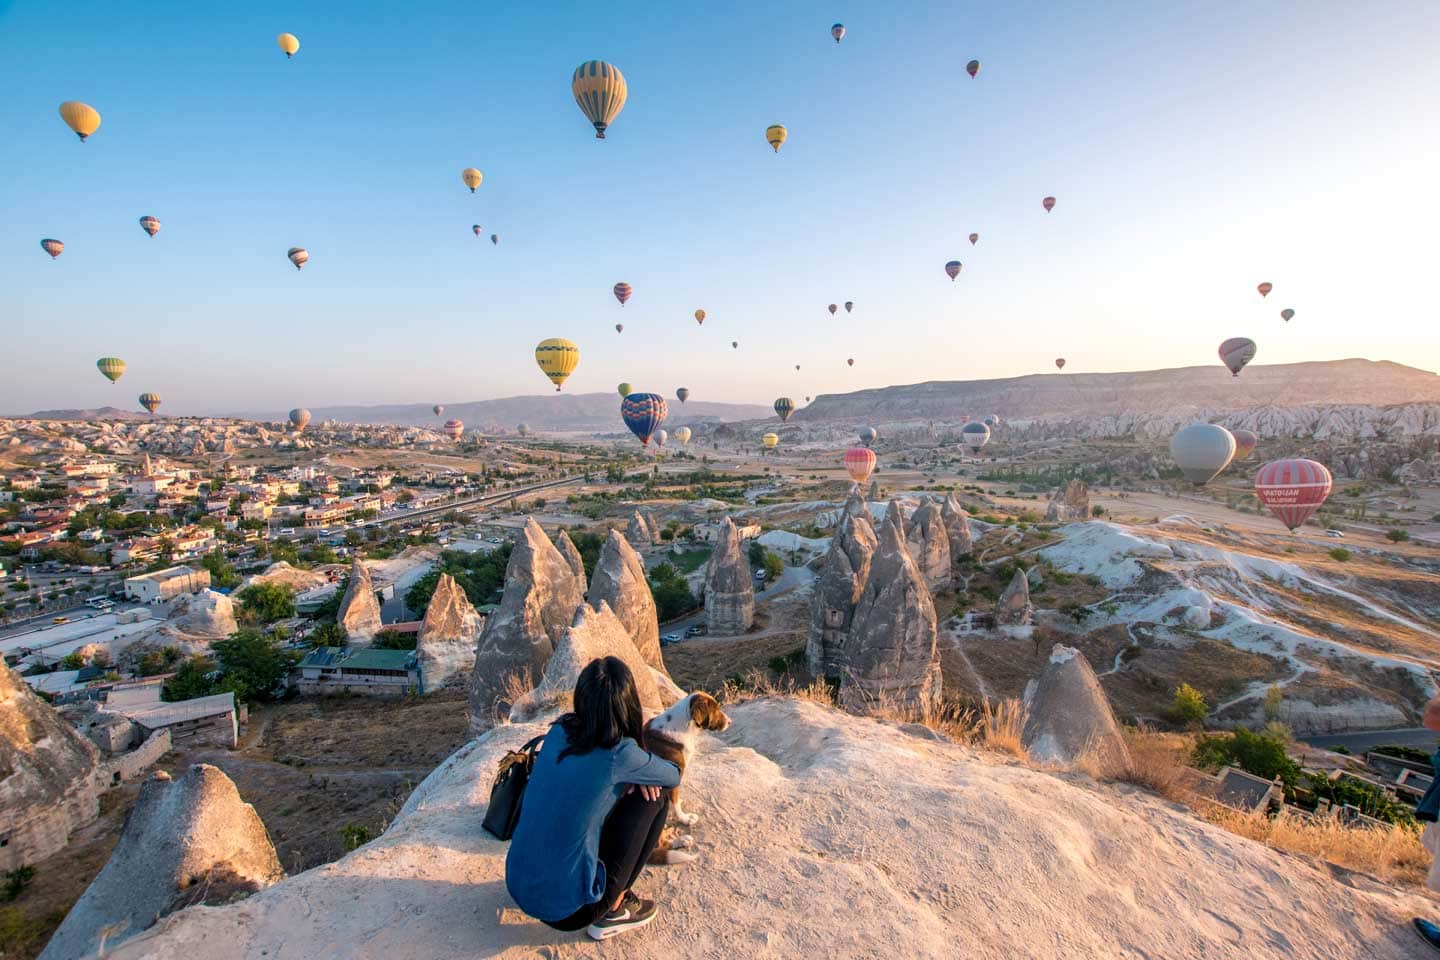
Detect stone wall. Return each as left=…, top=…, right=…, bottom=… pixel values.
left=102, top=729, right=173, bottom=787
left=0, top=786, right=102, bottom=874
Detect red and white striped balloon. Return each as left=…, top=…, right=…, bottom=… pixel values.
left=844, top=447, right=877, bottom=485
left=1255, top=458, right=1332, bottom=531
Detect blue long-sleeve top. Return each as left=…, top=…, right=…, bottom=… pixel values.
left=1417, top=749, right=1440, bottom=822
left=504, top=723, right=681, bottom=922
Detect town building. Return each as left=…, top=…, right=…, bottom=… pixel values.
left=294, top=646, right=420, bottom=696
left=123, top=565, right=211, bottom=603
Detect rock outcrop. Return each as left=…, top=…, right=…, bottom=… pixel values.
left=703, top=517, right=755, bottom=636
left=1045, top=479, right=1092, bottom=522
left=844, top=490, right=869, bottom=519
left=41, top=764, right=283, bottom=960
left=807, top=509, right=878, bottom=678
left=625, top=510, right=656, bottom=548
left=995, top=568, right=1034, bottom=629
left=1022, top=645, right=1131, bottom=775
left=416, top=574, right=483, bottom=692
left=867, top=479, right=881, bottom=501
left=940, top=493, right=974, bottom=560
left=585, top=529, right=664, bottom=670
left=840, top=521, right=941, bottom=714
left=336, top=558, right=383, bottom=643
left=0, top=658, right=101, bottom=873
left=161, top=590, right=237, bottom=644
left=554, top=530, right=588, bottom=584
left=882, top=499, right=907, bottom=536
left=467, top=519, right=586, bottom=734
left=510, top=602, right=664, bottom=723
left=904, top=502, right=952, bottom=591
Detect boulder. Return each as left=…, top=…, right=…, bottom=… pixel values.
left=336, top=558, right=383, bottom=643
left=840, top=520, right=941, bottom=715
left=1045, top=479, right=1092, bottom=523
left=510, top=602, right=664, bottom=723
left=554, top=530, right=587, bottom=585
left=905, top=502, right=952, bottom=591
left=1022, top=645, right=1131, bottom=775
left=883, top=499, right=908, bottom=536
left=416, top=574, right=483, bottom=692
left=625, top=510, right=654, bottom=548
left=585, top=529, right=664, bottom=671
left=466, top=519, right=586, bottom=735
left=703, top=517, right=755, bottom=636
left=161, top=590, right=237, bottom=644
left=807, top=510, right=878, bottom=678
left=941, top=493, right=974, bottom=560
left=995, top=568, right=1034, bottom=629
left=40, top=764, right=283, bottom=960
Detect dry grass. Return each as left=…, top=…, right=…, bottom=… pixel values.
left=1203, top=807, right=1429, bottom=886
left=718, top=668, right=837, bottom=708
left=1102, top=725, right=1193, bottom=800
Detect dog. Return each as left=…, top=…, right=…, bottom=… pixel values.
left=642, top=691, right=730, bottom=865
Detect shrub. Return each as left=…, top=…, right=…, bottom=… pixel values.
left=1192, top=728, right=1302, bottom=790
left=1262, top=684, right=1284, bottom=722
left=0, top=906, right=44, bottom=954
left=1091, top=505, right=1106, bottom=517
left=211, top=629, right=298, bottom=703
left=236, top=582, right=296, bottom=624
left=309, top=622, right=348, bottom=647
left=762, top=549, right=784, bottom=582
left=2, top=866, right=35, bottom=902
left=340, top=822, right=373, bottom=851
left=1169, top=683, right=1209, bottom=724
left=1387, top=529, right=1410, bottom=542
left=1328, top=548, right=1351, bottom=562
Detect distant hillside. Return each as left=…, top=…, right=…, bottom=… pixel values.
left=21, top=406, right=152, bottom=421
left=227, top=393, right=772, bottom=431
left=798, top=359, right=1440, bottom=423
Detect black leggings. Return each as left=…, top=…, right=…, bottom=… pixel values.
left=546, top=791, right=670, bottom=932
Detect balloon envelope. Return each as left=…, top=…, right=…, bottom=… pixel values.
left=1218, top=337, right=1257, bottom=377
left=139, top=216, right=161, bottom=237
left=774, top=397, right=796, bottom=421
left=572, top=60, right=627, bottom=139
left=535, top=338, right=580, bottom=391
left=847, top=358, right=854, bottom=366
left=517, top=423, right=530, bottom=436
left=617, top=382, right=633, bottom=398
left=961, top=421, right=991, bottom=453
left=827, top=304, right=837, bottom=316
left=762, top=433, right=780, bottom=450
left=654, top=429, right=668, bottom=448
left=621, top=393, right=668, bottom=446
left=1232, top=429, right=1258, bottom=461
left=765, top=124, right=787, bottom=152
left=1280, top=308, right=1295, bottom=322
left=288, top=408, right=311, bottom=432
left=433, top=404, right=444, bottom=416
left=613, top=282, right=632, bottom=306
left=1055, top=358, right=1066, bottom=370
left=967, top=59, right=980, bottom=78
left=1169, top=423, right=1236, bottom=485
left=96, top=357, right=125, bottom=383
left=462, top=168, right=483, bottom=192
left=844, top=301, right=854, bottom=313
left=969, top=233, right=978, bottom=245
left=288, top=247, right=308, bottom=270
left=674, top=426, right=692, bottom=446
left=59, top=101, right=101, bottom=141
left=139, top=392, right=161, bottom=413
left=1042, top=196, right=1056, bottom=212
left=859, top=426, right=878, bottom=446
left=676, top=387, right=690, bottom=403
left=615, top=323, right=623, bottom=333
left=473, top=225, right=483, bottom=237
left=1255, top=459, right=1332, bottom=531
left=945, top=260, right=962, bottom=280
left=443, top=419, right=464, bottom=440
left=40, top=239, right=64, bottom=259
left=491, top=234, right=499, bottom=244
left=1257, top=282, right=1272, bottom=298
left=732, top=341, right=739, bottom=349
left=844, top=447, right=877, bottom=485
left=832, top=23, right=846, bottom=42
left=277, top=33, right=300, bottom=57
left=694, top=309, right=706, bottom=325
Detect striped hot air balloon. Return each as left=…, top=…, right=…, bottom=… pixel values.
left=443, top=418, right=465, bottom=441
left=961, top=421, right=991, bottom=453
left=1232, top=429, right=1258, bottom=461
left=40, top=239, right=64, bottom=259
left=844, top=447, right=877, bottom=485
left=96, top=357, right=125, bottom=383
left=1255, top=459, right=1332, bottom=531
left=766, top=124, right=787, bottom=153
left=945, top=260, right=962, bottom=280
left=613, top=282, right=632, bottom=306
left=288, top=247, right=309, bottom=270
left=774, top=397, right=795, bottom=421
left=572, top=60, right=627, bottom=140
left=139, top=392, right=162, bottom=414
left=288, top=408, right=311, bottom=432
left=139, top=216, right=161, bottom=238
left=59, top=101, right=101, bottom=141
left=674, top=426, right=692, bottom=446
left=621, top=393, right=668, bottom=446
left=534, top=338, right=580, bottom=391
left=1218, top=337, right=1256, bottom=377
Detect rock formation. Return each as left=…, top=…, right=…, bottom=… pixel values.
left=336, top=558, right=383, bottom=643
left=0, top=658, right=101, bottom=873
left=867, top=479, right=881, bottom=501
left=554, top=529, right=587, bottom=584
left=995, top=568, right=1034, bottom=629
left=1045, top=479, right=1092, bottom=522
left=844, top=490, right=869, bottom=519
left=703, top=517, right=754, bottom=636
left=161, top=590, right=238, bottom=645
left=467, top=519, right=586, bottom=734
left=940, top=493, right=974, bottom=560
left=905, top=502, right=952, bottom=591
left=41, top=764, right=283, bottom=960
left=510, top=602, right=664, bottom=723
left=840, top=520, right=941, bottom=715
left=416, top=574, right=483, bottom=692
left=882, top=499, right=908, bottom=536
left=625, top=510, right=655, bottom=548
left=807, top=509, right=878, bottom=678
left=585, top=529, right=664, bottom=671
left=1022, top=645, right=1131, bottom=775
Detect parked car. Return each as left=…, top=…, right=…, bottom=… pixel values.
left=661, top=633, right=682, bottom=646
left=1325, top=529, right=1345, bottom=538
left=753, top=569, right=766, bottom=581
left=684, top=624, right=707, bottom=638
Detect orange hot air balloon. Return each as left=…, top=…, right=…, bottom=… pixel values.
left=1042, top=196, right=1056, bottom=212
left=844, top=447, right=877, bottom=485
left=1257, top=282, right=1272, bottom=298
left=443, top=419, right=465, bottom=441
left=694, top=309, right=706, bottom=325
left=40, top=238, right=64, bottom=259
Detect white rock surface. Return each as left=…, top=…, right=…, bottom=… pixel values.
left=416, top=574, right=483, bottom=692
left=509, top=602, right=664, bottom=723
left=336, top=558, right=383, bottom=643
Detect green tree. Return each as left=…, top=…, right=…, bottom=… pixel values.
left=236, top=582, right=296, bottom=624
left=647, top=563, right=697, bottom=621
left=1328, top=547, right=1351, bottom=562
left=211, top=628, right=296, bottom=703
left=1387, top=528, right=1410, bottom=542
left=372, top=629, right=417, bottom=651
left=137, top=646, right=183, bottom=677
left=309, top=622, right=348, bottom=647
left=564, top=529, right=606, bottom=579
left=762, top=549, right=784, bottom=583
left=59, top=652, right=85, bottom=670
left=199, top=548, right=241, bottom=589
left=1262, top=684, right=1284, bottom=722
left=1170, top=683, right=1208, bottom=725
left=1191, top=728, right=1302, bottom=791
left=162, top=654, right=218, bottom=701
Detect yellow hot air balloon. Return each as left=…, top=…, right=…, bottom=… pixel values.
left=765, top=124, right=787, bottom=153
left=462, top=168, right=483, bottom=192
left=59, top=101, right=101, bottom=141
left=571, top=60, right=628, bottom=139
left=694, top=309, right=706, bottom=325
left=96, top=357, right=126, bottom=383
left=277, top=33, right=300, bottom=58
left=535, top=338, right=580, bottom=391
left=762, top=432, right=780, bottom=450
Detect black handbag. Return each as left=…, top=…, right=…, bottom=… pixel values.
left=482, top=734, right=545, bottom=840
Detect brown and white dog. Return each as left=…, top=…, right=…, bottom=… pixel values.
left=643, top=692, right=730, bottom=865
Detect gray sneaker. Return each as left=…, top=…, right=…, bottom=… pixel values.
left=586, top=892, right=658, bottom=941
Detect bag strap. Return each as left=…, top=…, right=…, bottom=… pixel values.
left=520, top=734, right=545, bottom=755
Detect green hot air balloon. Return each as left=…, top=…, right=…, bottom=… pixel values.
left=617, top=382, right=633, bottom=398
left=774, top=397, right=796, bottom=422
left=96, top=357, right=126, bottom=383
left=138, top=392, right=162, bottom=414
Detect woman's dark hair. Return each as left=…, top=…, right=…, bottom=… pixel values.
left=556, top=656, right=645, bottom=762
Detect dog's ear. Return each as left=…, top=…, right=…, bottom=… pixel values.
left=689, top=691, right=730, bottom=731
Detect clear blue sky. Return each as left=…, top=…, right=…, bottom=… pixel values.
left=2, top=0, right=1436, bottom=416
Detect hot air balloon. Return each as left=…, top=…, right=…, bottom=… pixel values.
left=794, top=364, right=801, bottom=371
left=517, top=423, right=531, bottom=436
left=654, top=429, right=668, bottom=448
left=572, top=60, right=627, bottom=139
left=277, top=33, right=300, bottom=58
left=1257, top=282, right=1272, bottom=298
left=831, top=23, right=846, bottom=43
left=983, top=414, right=999, bottom=428
left=1232, top=429, right=1258, bottom=461
left=967, top=59, right=980, bottom=78
left=828, top=303, right=838, bottom=316
left=1255, top=459, right=1332, bottom=531
left=774, top=398, right=796, bottom=421
left=96, top=357, right=125, bottom=383
left=40, top=239, right=64, bottom=259
left=139, top=216, right=161, bottom=238
left=859, top=426, right=878, bottom=446
left=805, top=396, right=811, bottom=402
left=613, top=282, right=632, bottom=306
left=969, top=233, right=979, bottom=245
left=694, top=309, right=706, bottom=325
left=289, top=408, right=311, bottom=432
left=945, top=260, right=962, bottom=280
left=617, top=382, right=633, bottom=398
left=443, top=419, right=464, bottom=441
left=621, top=393, right=668, bottom=446
left=1169, top=423, right=1236, bottom=485
left=490, top=234, right=499, bottom=245
left=1280, top=308, right=1295, bottom=322
left=433, top=405, right=444, bottom=417
left=674, top=426, right=692, bottom=446
left=462, top=168, right=483, bottom=192
left=676, top=387, right=690, bottom=403
left=1055, top=358, right=1066, bottom=370
left=732, top=341, right=739, bottom=349
left=844, top=447, right=877, bottom=485
left=844, top=301, right=854, bottom=313
left=535, top=338, right=580, bottom=391
left=287, top=247, right=308, bottom=270
left=615, top=323, right=624, bottom=333
left=766, top=124, right=787, bottom=153
left=59, top=101, right=101, bottom=141
left=1218, top=337, right=1256, bottom=377
left=139, top=392, right=161, bottom=414
left=961, top=421, right=991, bottom=454
left=473, top=225, right=483, bottom=237
left=762, top=433, right=780, bottom=450
left=847, top=358, right=855, bottom=367
left=1042, top=196, right=1056, bottom=212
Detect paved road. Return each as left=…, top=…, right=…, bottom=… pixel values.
left=1303, top=728, right=1440, bottom=753
left=661, top=564, right=814, bottom=643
